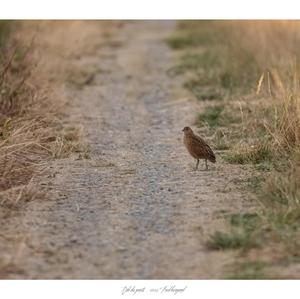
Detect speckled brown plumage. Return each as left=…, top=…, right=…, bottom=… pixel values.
left=182, top=126, right=216, bottom=170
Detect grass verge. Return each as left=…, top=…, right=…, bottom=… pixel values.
left=0, top=22, right=80, bottom=209
left=168, top=20, right=300, bottom=278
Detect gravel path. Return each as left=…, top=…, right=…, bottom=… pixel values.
left=2, top=21, right=255, bottom=279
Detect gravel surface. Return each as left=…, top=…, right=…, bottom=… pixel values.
left=1, top=21, right=255, bottom=279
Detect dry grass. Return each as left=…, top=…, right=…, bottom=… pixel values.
left=0, top=22, right=123, bottom=277
left=168, top=20, right=300, bottom=278
left=0, top=21, right=119, bottom=209
left=0, top=22, right=60, bottom=208
left=169, top=20, right=300, bottom=170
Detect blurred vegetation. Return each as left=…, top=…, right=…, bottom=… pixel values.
left=167, top=21, right=263, bottom=96
left=228, top=261, right=270, bottom=279
left=0, top=21, right=13, bottom=47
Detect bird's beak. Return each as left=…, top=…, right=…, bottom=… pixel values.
left=182, top=128, right=184, bottom=132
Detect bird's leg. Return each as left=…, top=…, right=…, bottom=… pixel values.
left=205, top=159, right=208, bottom=170
left=194, top=159, right=199, bottom=171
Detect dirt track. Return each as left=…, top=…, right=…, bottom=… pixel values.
left=1, top=21, right=255, bottom=279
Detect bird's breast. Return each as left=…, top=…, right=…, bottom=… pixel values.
left=183, top=135, right=199, bottom=159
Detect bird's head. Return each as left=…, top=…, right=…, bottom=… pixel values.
left=182, top=126, right=193, bottom=134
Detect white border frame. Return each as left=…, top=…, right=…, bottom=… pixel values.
left=1, top=0, right=300, bottom=19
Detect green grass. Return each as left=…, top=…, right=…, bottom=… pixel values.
left=208, top=208, right=300, bottom=277
left=255, top=161, right=273, bottom=171
left=208, top=230, right=260, bottom=250
left=0, top=21, right=14, bottom=49
left=184, top=81, right=223, bottom=101
left=245, top=176, right=263, bottom=191
left=230, top=213, right=260, bottom=231
left=214, top=139, right=230, bottom=151
left=198, top=105, right=240, bottom=128
left=228, top=261, right=269, bottom=279
left=262, top=165, right=300, bottom=207
left=179, top=52, right=221, bottom=73
left=208, top=212, right=262, bottom=251
left=198, top=106, right=223, bottom=127
left=224, top=144, right=273, bottom=165
left=166, top=21, right=261, bottom=96
left=166, top=22, right=222, bottom=50
left=219, top=48, right=260, bottom=92
left=211, top=129, right=231, bottom=150
left=166, top=34, right=204, bottom=49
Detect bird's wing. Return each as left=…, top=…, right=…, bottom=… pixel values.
left=192, top=134, right=216, bottom=162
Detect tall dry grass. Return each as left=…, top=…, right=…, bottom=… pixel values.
left=168, top=21, right=300, bottom=270
left=234, top=22, right=300, bottom=154
left=0, top=22, right=66, bottom=208
left=171, top=20, right=300, bottom=165
left=0, top=21, right=120, bottom=209
left=228, top=22, right=300, bottom=211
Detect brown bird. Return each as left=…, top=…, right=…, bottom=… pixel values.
left=182, top=126, right=216, bottom=170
